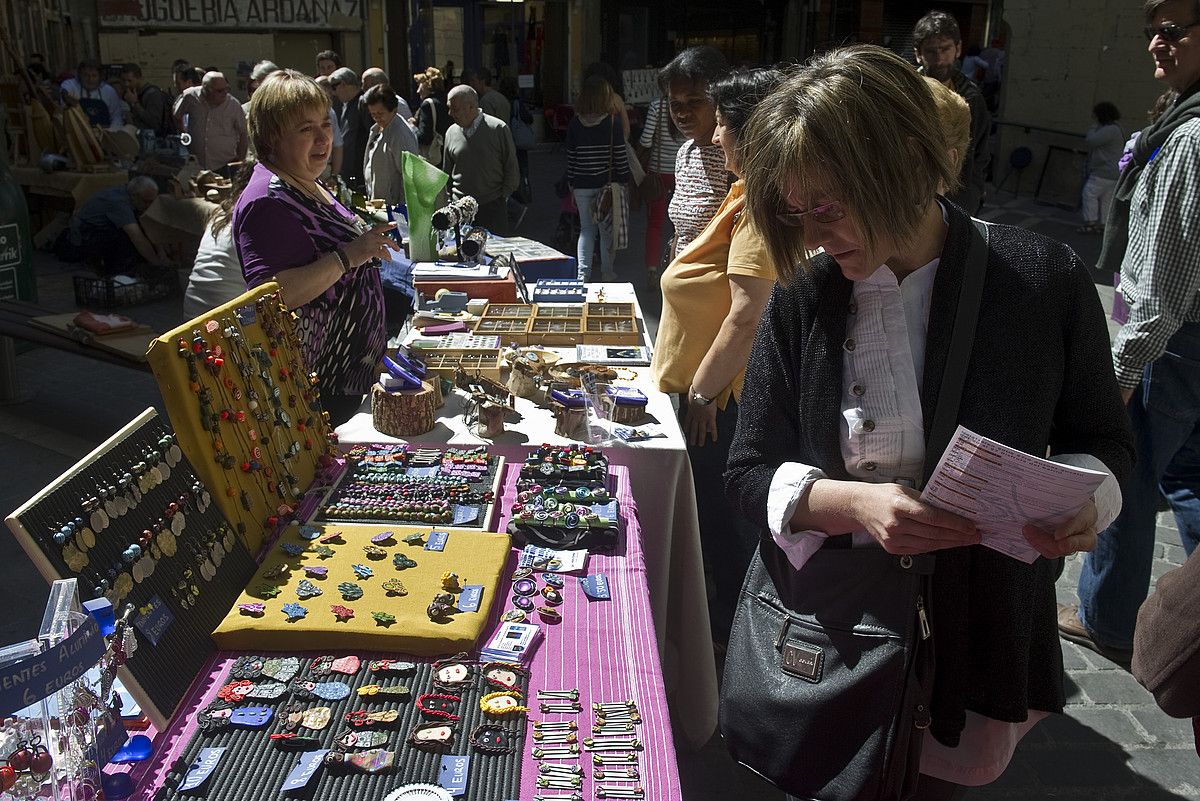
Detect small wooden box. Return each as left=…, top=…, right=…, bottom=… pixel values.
left=421, top=349, right=503, bottom=381
left=472, top=303, right=534, bottom=345
left=528, top=303, right=585, bottom=346
left=582, top=302, right=641, bottom=345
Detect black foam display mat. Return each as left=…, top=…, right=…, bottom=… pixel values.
left=5, top=409, right=259, bottom=725
left=155, top=654, right=526, bottom=801
left=313, top=450, right=503, bottom=530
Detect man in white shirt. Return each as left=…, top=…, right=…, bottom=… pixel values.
left=61, top=59, right=124, bottom=129
left=175, top=71, right=249, bottom=175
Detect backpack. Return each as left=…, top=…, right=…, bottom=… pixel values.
left=425, top=98, right=445, bottom=165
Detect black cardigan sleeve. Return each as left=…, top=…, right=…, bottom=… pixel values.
left=724, top=285, right=804, bottom=530
left=1048, top=244, right=1135, bottom=486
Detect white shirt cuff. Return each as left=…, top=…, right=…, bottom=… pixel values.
left=767, top=462, right=830, bottom=571
left=1049, top=453, right=1123, bottom=532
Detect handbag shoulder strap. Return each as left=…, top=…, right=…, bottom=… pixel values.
left=924, top=218, right=989, bottom=478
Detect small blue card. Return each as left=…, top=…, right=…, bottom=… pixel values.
left=457, top=585, right=483, bottom=612
left=179, top=747, right=225, bottom=792
left=134, top=596, right=174, bottom=646
left=438, top=754, right=471, bottom=796
left=581, top=574, right=611, bottom=601
left=452, top=505, right=479, bottom=525
left=281, top=749, right=328, bottom=791
left=425, top=530, right=449, bottom=551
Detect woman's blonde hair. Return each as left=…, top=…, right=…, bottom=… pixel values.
left=576, top=74, right=615, bottom=117
left=741, top=45, right=957, bottom=284
left=413, top=66, right=445, bottom=92
left=923, top=76, right=970, bottom=180
left=247, top=69, right=329, bottom=161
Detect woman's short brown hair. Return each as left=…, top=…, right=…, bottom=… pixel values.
left=576, top=74, right=614, bottom=116
left=414, top=66, right=445, bottom=92
left=740, top=45, right=957, bottom=284
left=247, top=69, right=329, bottom=162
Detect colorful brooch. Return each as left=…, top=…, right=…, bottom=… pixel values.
left=310, top=655, right=361, bottom=677
left=352, top=564, right=374, bottom=579
left=330, top=604, right=355, bottom=622
left=370, top=531, right=395, bottom=545
left=482, top=662, right=527, bottom=691
left=372, top=611, right=396, bottom=627
left=281, top=602, right=308, bottom=621
left=282, top=703, right=332, bottom=731
left=323, top=747, right=395, bottom=774
left=314, top=545, right=335, bottom=560
left=402, top=532, right=425, bottom=546
left=336, top=730, right=389, bottom=750
left=303, top=565, right=329, bottom=578
left=280, top=543, right=306, bottom=557
left=296, top=579, right=322, bottom=599
left=408, top=721, right=456, bottom=750
left=382, top=578, right=408, bottom=596
left=261, top=564, right=289, bottom=580
left=369, top=659, right=416, bottom=675
left=363, top=544, right=387, bottom=560
left=319, top=531, right=344, bottom=544
left=337, top=582, right=363, bottom=601
left=344, top=708, right=400, bottom=728
left=290, top=679, right=352, bottom=701
left=480, top=691, right=529, bottom=716
left=393, top=553, right=417, bottom=570
left=432, top=653, right=474, bottom=691
left=470, top=724, right=518, bottom=754
left=237, top=602, right=265, bottom=616
left=441, top=572, right=462, bottom=592
left=357, top=683, right=412, bottom=701
left=416, top=693, right=461, bottom=721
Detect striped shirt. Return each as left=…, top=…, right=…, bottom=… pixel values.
left=1112, top=117, right=1200, bottom=389
left=566, top=114, right=631, bottom=190
left=638, top=98, right=687, bottom=175
left=669, top=140, right=730, bottom=257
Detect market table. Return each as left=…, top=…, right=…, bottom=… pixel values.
left=126, top=466, right=683, bottom=801
left=336, top=284, right=718, bottom=750
left=10, top=165, right=127, bottom=209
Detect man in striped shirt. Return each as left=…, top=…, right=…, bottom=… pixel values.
left=1062, top=0, right=1200, bottom=667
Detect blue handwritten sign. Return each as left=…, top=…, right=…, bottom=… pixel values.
left=425, top=530, right=449, bottom=552
left=281, top=749, right=328, bottom=791
left=179, top=747, right=225, bottom=792
left=0, top=616, right=104, bottom=717
left=134, top=596, right=174, bottom=646
left=438, top=753, right=471, bottom=796
left=457, top=585, right=483, bottom=612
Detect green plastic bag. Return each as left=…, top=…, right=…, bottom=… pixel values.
left=402, top=152, right=449, bottom=261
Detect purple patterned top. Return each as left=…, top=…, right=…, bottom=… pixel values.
left=233, top=163, right=385, bottom=396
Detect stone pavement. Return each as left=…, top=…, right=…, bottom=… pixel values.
left=0, top=152, right=1195, bottom=797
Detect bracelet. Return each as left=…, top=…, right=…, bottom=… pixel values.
left=334, top=246, right=351, bottom=274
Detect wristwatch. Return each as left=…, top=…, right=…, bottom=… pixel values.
left=689, top=389, right=714, bottom=407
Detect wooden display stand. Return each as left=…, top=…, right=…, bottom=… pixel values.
left=529, top=303, right=585, bottom=345
left=144, top=283, right=338, bottom=554
left=421, top=349, right=503, bottom=381
left=370, top=380, right=440, bottom=437
left=584, top=302, right=640, bottom=345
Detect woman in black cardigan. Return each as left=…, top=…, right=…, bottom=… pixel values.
left=725, top=46, right=1134, bottom=797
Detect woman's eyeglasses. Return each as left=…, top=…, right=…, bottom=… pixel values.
left=1144, top=20, right=1200, bottom=42
left=776, top=202, right=846, bottom=227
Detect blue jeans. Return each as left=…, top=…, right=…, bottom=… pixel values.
left=1078, top=323, right=1200, bottom=649
left=572, top=187, right=613, bottom=281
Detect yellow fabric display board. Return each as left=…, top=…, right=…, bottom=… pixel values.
left=212, top=523, right=511, bottom=654
left=145, top=283, right=337, bottom=554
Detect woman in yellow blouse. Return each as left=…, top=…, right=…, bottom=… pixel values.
left=652, top=67, right=783, bottom=643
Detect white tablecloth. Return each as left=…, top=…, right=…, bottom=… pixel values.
left=336, top=284, right=718, bottom=749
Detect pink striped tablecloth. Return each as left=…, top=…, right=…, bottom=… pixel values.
left=126, top=465, right=681, bottom=801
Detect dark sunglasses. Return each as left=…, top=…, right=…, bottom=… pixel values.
left=1144, top=20, right=1200, bottom=42
left=776, top=202, right=846, bottom=228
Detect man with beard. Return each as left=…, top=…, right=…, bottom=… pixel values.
left=913, top=10, right=991, bottom=213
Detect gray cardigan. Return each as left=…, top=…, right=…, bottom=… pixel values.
left=442, top=112, right=519, bottom=206
left=363, top=116, right=419, bottom=205
left=726, top=201, right=1135, bottom=746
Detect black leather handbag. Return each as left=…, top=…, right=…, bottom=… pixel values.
left=719, top=220, right=990, bottom=801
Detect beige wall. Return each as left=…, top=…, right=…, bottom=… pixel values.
left=99, top=30, right=365, bottom=101
left=998, top=0, right=1163, bottom=198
